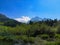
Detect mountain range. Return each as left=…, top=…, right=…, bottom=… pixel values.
left=0, top=14, right=21, bottom=27
left=31, top=16, right=42, bottom=22
left=0, top=14, right=43, bottom=24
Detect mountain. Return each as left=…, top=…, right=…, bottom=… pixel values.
left=0, top=14, right=21, bottom=27
left=0, top=14, right=9, bottom=22
left=31, top=16, right=42, bottom=22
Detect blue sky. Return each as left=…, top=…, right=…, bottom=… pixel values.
left=0, top=0, right=60, bottom=19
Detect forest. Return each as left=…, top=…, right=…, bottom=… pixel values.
left=0, top=14, right=60, bottom=45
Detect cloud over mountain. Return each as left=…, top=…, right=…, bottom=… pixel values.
left=15, top=16, right=31, bottom=23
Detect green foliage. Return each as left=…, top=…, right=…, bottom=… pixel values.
left=0, top=14, right=60, bottom=45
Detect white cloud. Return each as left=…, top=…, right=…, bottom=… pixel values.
left=15, top=16, right=31, bottom=23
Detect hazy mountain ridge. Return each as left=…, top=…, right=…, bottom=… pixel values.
left=31, top=16, right=42, bottom=22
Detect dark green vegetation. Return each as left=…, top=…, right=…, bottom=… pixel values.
left=0, top=14, right=60, bottom=45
